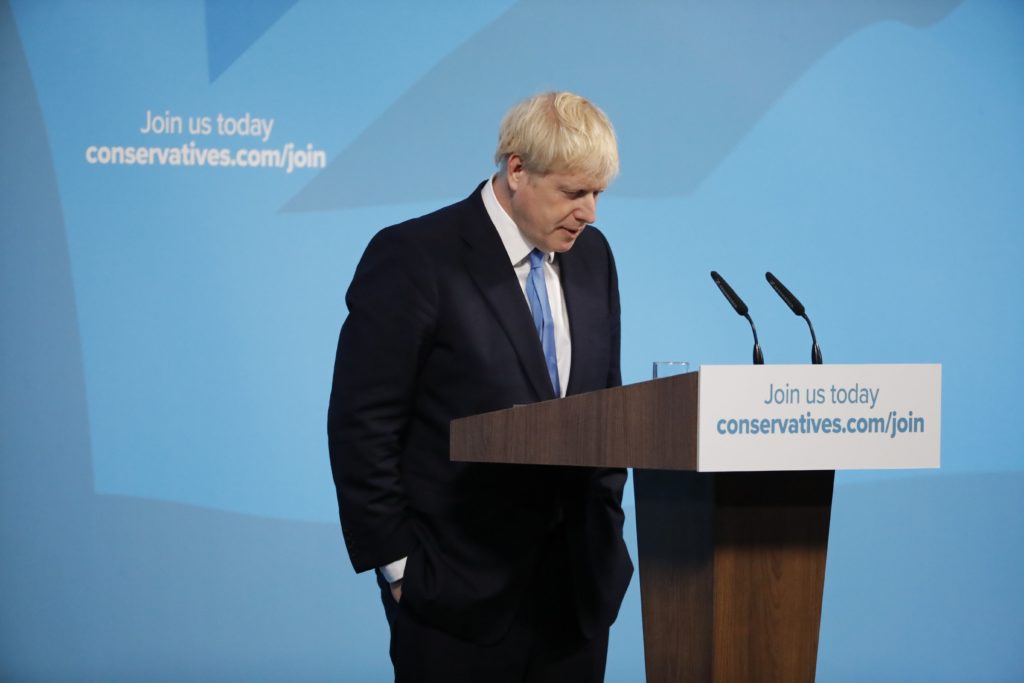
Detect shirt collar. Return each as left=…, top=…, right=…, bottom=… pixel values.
left=481, top=176, right=555, bottom=266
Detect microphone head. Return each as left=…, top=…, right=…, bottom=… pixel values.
left=765, top=271, right=805, bottom=316
left=710, top=271, right=749, bottom=316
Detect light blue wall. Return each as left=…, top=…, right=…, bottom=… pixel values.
left=1, top=0, right=1021, bottom=680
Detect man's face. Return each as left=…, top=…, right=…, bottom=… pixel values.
left=506, top=156, right=606, bottom=253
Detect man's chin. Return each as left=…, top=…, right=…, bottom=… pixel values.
left=550, top=230, right=582, bottom=253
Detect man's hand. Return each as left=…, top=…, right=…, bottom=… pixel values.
left=390, top=579, right=403, bottom=603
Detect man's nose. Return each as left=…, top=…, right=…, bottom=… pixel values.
left=574, top=194, right=597, bottom=225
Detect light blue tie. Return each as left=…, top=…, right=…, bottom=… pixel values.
left=526, top=248, right=560, bottom=397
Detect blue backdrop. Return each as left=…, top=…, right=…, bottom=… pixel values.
left=2, top=0, right=1022, bottom=680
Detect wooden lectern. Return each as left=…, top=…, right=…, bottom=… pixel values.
left=450, top=372, right=833, bottom=683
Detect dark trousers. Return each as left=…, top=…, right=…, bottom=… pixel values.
left=376, top=561, right=609, bottom=683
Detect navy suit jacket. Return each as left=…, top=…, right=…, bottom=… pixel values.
left=328, top=182, right=633, bottom=644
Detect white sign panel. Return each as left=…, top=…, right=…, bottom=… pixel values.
left=697, top=364, right=941, bottom=472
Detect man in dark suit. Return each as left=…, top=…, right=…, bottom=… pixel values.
left=328, top=92, right=633, bottom=682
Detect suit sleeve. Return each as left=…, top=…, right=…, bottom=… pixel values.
left=594, top=234, right=627, bottom=510
left=605, top=233, right=622, bottom=390
left=327, top=227, right=436, bottom=573
left=566, top=231, right=633, bottom=632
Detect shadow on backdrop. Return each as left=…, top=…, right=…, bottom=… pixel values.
left=283, top=0, right=960, bottom=211
left=204, top=0, right=299, bottom=82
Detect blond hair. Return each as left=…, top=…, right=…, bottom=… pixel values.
left=495, top=92, right=619, bottom=183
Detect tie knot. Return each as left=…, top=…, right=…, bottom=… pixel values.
left=529, top=248, right=546, bottom=270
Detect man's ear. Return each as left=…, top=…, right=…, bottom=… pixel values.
left=505, top=154, right=527, bottom=192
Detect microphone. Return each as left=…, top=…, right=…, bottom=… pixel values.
left=710, top=271, right=764, bottom=364
left=765, top=271, right=822, bottom=364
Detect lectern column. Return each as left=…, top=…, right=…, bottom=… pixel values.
left=633, top=469, right=834, bottom=683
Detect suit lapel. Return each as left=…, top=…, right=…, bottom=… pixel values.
left=559, top=250, right=583, bottom=396
left=458, top=190, right=556, bottom=402
left=558, top=241, right=600, bottom=397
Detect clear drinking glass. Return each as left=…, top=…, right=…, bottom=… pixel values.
left=652, top=361, right=691, bottom=379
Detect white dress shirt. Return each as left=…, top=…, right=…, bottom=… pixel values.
left=481, top=176, right=572, bottom=396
